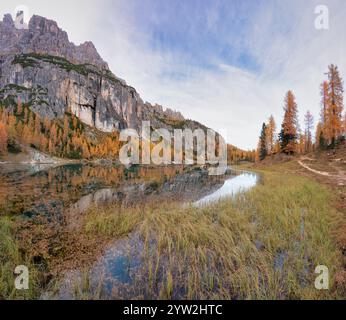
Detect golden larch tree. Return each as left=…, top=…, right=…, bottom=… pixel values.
left=319, top=81, right=329, bottom=147
left=304, top=110, right=314, bottom=153
left=266, top=115, right=276, bottom=155
left=298, top=132, right=306, bottom=154
left=279, top=90, right=299, bottom=154
left=326, top=64, right=344, bottom=146
left=0, top=122, right=8, bottom=155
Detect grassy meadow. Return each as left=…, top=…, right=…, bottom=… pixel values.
left=79, top=161, right=344, bottom=299
left=1, top=161, right=344, bottom=299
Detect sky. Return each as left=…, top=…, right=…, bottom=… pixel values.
left=1, top=0, right=346, bottom=149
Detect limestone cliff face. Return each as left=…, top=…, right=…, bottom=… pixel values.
left=0, top=14, right=196, bottom=133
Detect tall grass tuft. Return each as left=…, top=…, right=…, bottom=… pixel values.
left=82, top=164, right=343, bottom=299
left=0, top=216, right=40, bottom=299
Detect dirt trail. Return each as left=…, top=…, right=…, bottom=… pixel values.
left=298, top=156, right=346, bottom=185
left=298, top=159, right=331, bottom=177
left=298, top=152, right=346, bottom=293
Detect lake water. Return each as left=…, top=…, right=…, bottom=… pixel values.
left=16, top=165, right=257, bottom=299
left=0, top=164, right=256, bottom=218
left=0, top=163, right=258, bottom=299
left=194, top=171, right=258, bottom=206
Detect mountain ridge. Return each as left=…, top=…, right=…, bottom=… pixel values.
left=0, top=13, right=203, bottom=135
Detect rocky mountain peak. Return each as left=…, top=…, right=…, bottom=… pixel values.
left=0, top=13, right=108, bottom=70
left=2, top=14, right=14, bottom=28
left=0, top=13, right=203, bottom=135
left=29, top=14, right=65, bottom=37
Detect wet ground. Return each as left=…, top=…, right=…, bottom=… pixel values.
left=0, top=163, right=258, bottom=299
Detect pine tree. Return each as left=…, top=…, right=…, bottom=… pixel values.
left=259, top=123, right=267, bottom=161
left=279, top=91, right=299, bottom=154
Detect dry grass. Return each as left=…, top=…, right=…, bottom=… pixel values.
left=82, top=162, right=344, bottom=300
left=0, top=216, right=40, bottom=299
left=85, top=205, right=145, bottom=238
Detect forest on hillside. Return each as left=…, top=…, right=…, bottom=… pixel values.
left=0, top=101, right=121, bottom=160
left=258, top=64, right=345, bottom=160
left=0, top=98, right=255, bottom=163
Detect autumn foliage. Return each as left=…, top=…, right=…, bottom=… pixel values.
left=0, top=100, right=121, bottom=160
left=0, top=122, right=8, bottom=155
left=257, top=64, right=345, bottom=161
left=318, top=65, right=344, bottom=148
left=279, top=91, right=299, bottom=154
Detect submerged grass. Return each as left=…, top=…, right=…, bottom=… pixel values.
left=82, top=162, right=344, bottom=300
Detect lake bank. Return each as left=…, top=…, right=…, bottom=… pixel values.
left=47, top=162, right=344, bottom=299
left=0, top=163, right=254, bottom=299
left=1, top=160, right=344, bottom=299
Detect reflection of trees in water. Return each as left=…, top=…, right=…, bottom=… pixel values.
left=0, top=165, right=186, bottom=215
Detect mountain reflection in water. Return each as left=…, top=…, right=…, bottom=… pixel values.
left=0, top=164, right=244, bottom=218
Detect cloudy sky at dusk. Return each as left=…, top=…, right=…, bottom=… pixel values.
left=1, top=0, right=346, bottom=149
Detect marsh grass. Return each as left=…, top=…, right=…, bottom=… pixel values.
left=70, top=268, right=104, bottom=300
left=0, top=216, right=40, bottom=299
left=85, top=204, right=145, bottom=238
left=81, top=164, right=343, bottom=299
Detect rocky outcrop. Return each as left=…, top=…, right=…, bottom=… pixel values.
left=0, top=14, right=108, bottom=69
left=0, top=13, right=201, bottom=133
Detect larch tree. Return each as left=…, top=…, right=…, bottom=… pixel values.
left=279, top=90, right=299, bottom=154
left=273, top=140, right=281, bottom=154
left=304, top=110, right=314, bottom=153
left=298, top=131, right=306, bottom=154
left=266, top=115, right=276, bottom=155
left=82, top=141, right=90, bottom=159
left=315, top=122, right=323, bottom=149
left=34, top=114, right=41, bottom=136
left=319, top=81, right=329, bottom=148
left=63, top=115, right=69, bottom=142
left=326, top=64, right=344, bottom=146
left=16, top=98, right=22, bottom=115
left=43, top=117, right=51, bottom=133
left=0, top=122, right=8, bottom=155
left=24, top=108, right=29, bottom=123
left=320, top=81, right=329, bottom=124
left=7, top=114, right=17, bottom=137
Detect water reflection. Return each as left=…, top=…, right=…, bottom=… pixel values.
left=194, top=171, right=258, bottom=206
left=0, top=164, right=186, bottom=216
left=55, top=169, right=259, bottom=299
left=0, top=164, right=258, bottom=219
left=16, top=164, right=258, bottom=299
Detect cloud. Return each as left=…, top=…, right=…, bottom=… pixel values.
left=1, top=0, right=346, bottom=149
left=95, top=0, right=346, bottom=149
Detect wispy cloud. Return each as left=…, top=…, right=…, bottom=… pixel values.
left=1, top=0, right=346, bottom=149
